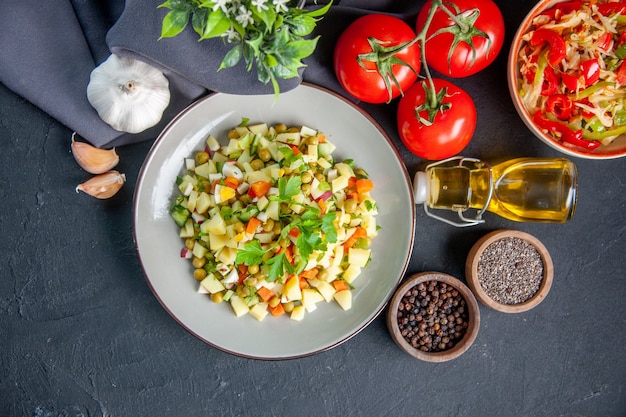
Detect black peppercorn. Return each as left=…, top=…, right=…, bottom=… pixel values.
left=396, top=280, right=469, bottom=353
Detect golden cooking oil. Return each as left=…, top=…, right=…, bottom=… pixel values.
left=424, top=158, right=577, bottom=223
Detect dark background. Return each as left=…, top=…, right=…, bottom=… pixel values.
left=2, top=1, right=625, bottom=416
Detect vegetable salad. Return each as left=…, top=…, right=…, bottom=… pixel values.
left=170, top=121, right=379, bottom=321
left=517, top=0, right=626, bottom=149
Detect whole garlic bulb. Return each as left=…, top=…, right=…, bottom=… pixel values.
left=87, top=54, right=170, bottom=134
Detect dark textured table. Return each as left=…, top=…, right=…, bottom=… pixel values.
left=2, top=1, right=625, bottom=416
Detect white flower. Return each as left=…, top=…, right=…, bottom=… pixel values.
left=272, top=0, right=290, bottom=13
left=224, top=26, right=241, bottom=42
left=212, top=0, right=231, bottom=13
left=251, top=0, right=269, bottom=12
left=235, top=5, right=254, bottom=28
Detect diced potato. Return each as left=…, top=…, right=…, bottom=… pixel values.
left=335, top=162, right=354, bottom=178
left=206, top=135, right=220, bottom=151
left=302, top=288, right=325, bottom=312
left=348, top=248, right=371, bottom=268
left=276, top=131, right=301, bottom=145
left=230, top=295, right=250, bottom=317
left=289, top=192, right=305, bottom=214
left=313, top=280, right=336, bottom=302
left=257, top=196, right=269, bottom=211
left=332, top=245, right=344, bottom=266
left=192, top=241, right=208, bottom=259
left=265, top=200, right=280, bottom=221
left=248, top=123, right=268, bottom=135
left=208, top=232, right=228, bottom=251
left=317, top=157, right=332, bottom=169
left=300, top=125, right=317, bottom=137
left=200, top=274, right=226, bottom=294
left=195, top=192, right=212, bottom=214
left=282, top=275, right=302, bottom=302
left=204, top=212, right=226, bottom=235
left=290, top=305, right=305, bottom=321
left=362, top=214, right=378, bottom=238
left=249, top=302, right=269, bottom=321
left=246, top=170, right=272, bottom=184
left=187, top=190, right=199, bottom=213
left=179, top=218, right=194, bottom=238
left=333, top=290, right=352, bottom=311
left=332, top=174, right=351, bottom=193
left=342, top=264, right=361, bottom=284
left=216, top=247, right=237, bottom=265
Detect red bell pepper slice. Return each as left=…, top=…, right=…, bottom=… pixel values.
left=540, top=1, right=583, bottom=20
left=580, top=58, right=601, bottom=87
left=595, top=32, right=613, bottom=52
left=541, top=67, right=559, bottom=96
left=533, top=111, right=601, bottom=150
left=530, top=29, right=567, bottom=67
left=561, top=71, right=579, bottom=91
left=545, top=94, right=574, bottom=120
left=597, top=2, right=626, bottom=16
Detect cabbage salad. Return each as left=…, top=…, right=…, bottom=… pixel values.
left=170, top=121, right=379, bottom=321
left=517, top=0, right=626, bottom=149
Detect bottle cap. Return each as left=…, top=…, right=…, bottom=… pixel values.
left=413, top=171, right=428, bottom=205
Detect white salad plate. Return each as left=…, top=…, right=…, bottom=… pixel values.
left=133, top=83, right=415, bottom=359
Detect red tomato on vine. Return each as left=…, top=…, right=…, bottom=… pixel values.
left=416, top=0, right=505, bottom=77
left=334, top=14, right=421, bottom=103
left=397, top=78, right=476, bottom=160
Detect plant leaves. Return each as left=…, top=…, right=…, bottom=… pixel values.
left=160, top=9, right=190, bottom=39
left=199, top=9, right=231, bottom=40
left=302, top=1, right=333, bottom=18
left=218, top=45, right=243, bottom=70
left=235, top=241, right=266, bottom=266
left=251, top=5, right=276, bottom=33
left=288, top=15, right=316, bottom=36
left=191, top=8, right=207, bottom=35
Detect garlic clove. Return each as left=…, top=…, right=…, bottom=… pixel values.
left=71, top=133, right=120, bottom=174
left=76, top=170, right=126, bottom=199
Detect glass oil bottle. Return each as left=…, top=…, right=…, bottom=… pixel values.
left=413, top=157, right=578, bottom=226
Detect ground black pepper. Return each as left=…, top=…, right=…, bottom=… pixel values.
left=396, top=280, right=469, bottom=352
left=477, top=237, right=544, bottom=305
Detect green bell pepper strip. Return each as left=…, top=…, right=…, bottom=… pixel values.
left=583, top=124, right=626, bottom=141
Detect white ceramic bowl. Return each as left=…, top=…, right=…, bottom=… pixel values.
left=133, top=83, right=415, bottom=359
left=508, top=0, right=626, bottom=159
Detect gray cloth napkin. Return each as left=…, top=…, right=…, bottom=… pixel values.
left=0, top=0, right=421, bottom=148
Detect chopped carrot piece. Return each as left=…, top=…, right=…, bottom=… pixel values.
left=317, top=133, right=326, bottom=143
left=285, top=245, right=294, bottom=264
left=224, top=175, right=239, bottom=189
left=288, top=227, right=300, bottom=238
left=257, top=286, right=274, bottom=302
left=290, top=145, right=302, bottom=155
left=300, top=268, right=319, bottom=279
left=268, top=303, right=285, bottom=316
left=343, top=226, right=367, bottom=249
left=317, top=198, right=327, bottom=214
left=249, top=181, right=271, bottom=197
left=299, top=276, right=309, bottom=289
left=333, top=279, right=349, bottom=292
left=347, top=176, right=357, bottom=190
left=356, top=178, right=374, bottom=194
left=246, top=217, right=262, bottom=234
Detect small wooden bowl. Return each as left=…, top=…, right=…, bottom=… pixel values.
left=386, top=272, right=480, bottom=362
left=465, top=230, right=554, bottom=313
